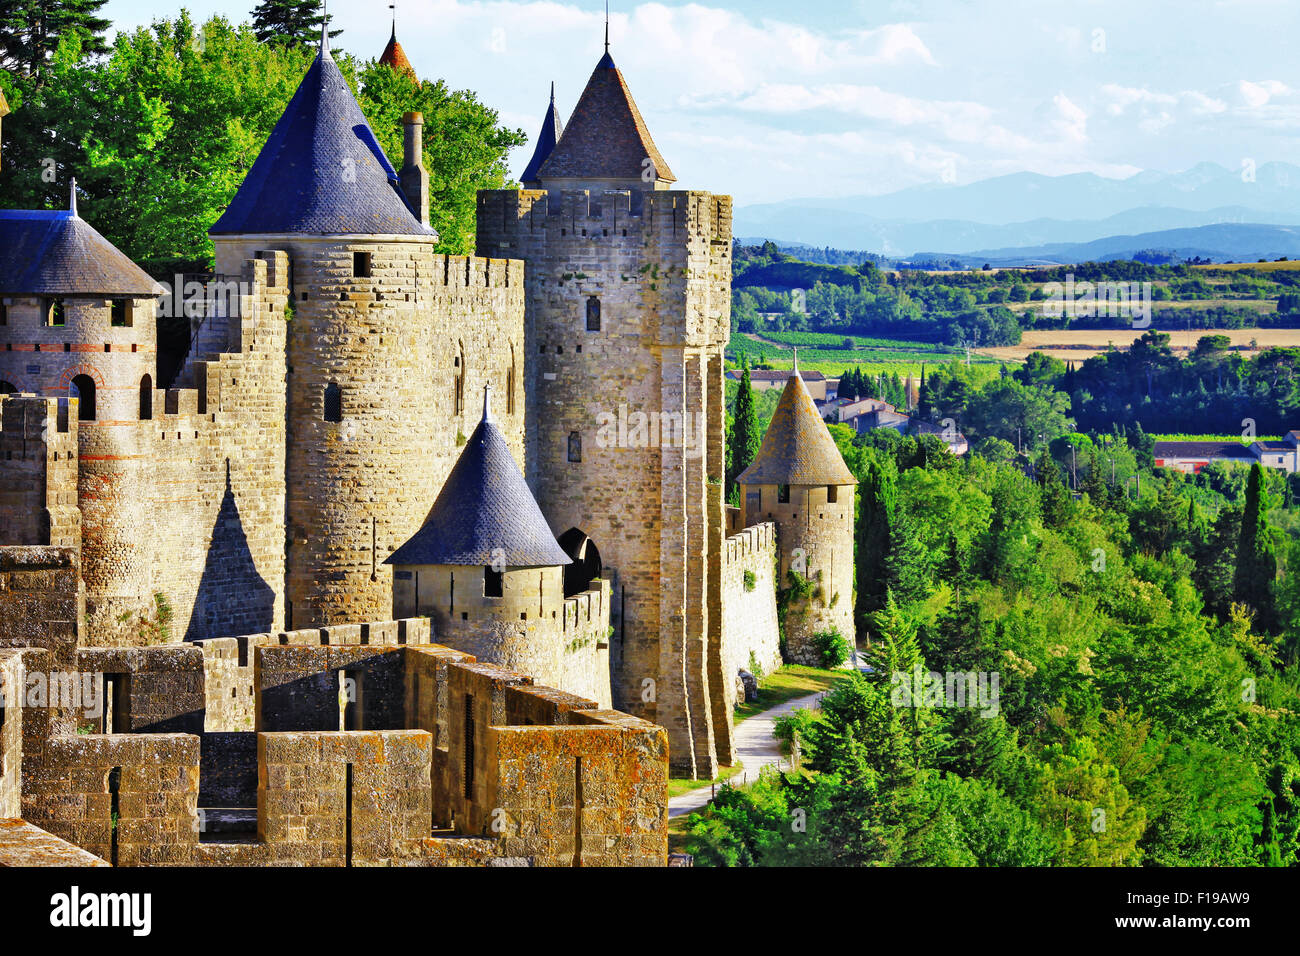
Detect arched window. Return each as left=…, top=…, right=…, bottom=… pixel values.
left=586, top=296, right=601, bottom=332
left=567, top=431, right=582, bottom=463
left=139, top=374, right=153, bottom=420
left=70, top=375, right=96, bottom=421
left=324, top=382, right=342, bottom=422
left=558, top=529, right=603, bottom=598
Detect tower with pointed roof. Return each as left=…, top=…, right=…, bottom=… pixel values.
left=378, top=9, right=418, bottom=81
left=212, top=26, right=527, bottom=631
left=388, top=387, right=613, bottom=706
left=520, top=84, right=565, bottom=190
left=738, top=356, right=858, bottom=667
left=477, top=39, right=734, bottom=778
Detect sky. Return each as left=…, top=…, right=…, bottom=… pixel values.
left=99, top=0, right=1300, bottom=208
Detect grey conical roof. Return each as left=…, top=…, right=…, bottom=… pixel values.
left=738, top=362, right=857, bottom=487
left=210, top=44, right=432, bottom=237
left=521, top=84, right=564, bottom=186
left=0, top=208, right=164, bottom=297
left=386, top=393, right=571, bottom=568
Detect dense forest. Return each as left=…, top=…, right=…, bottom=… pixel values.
left=705, top=346, right=1300, bottom=866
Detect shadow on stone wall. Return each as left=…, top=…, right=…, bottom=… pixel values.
left=184, top=461, right=275, bottom=642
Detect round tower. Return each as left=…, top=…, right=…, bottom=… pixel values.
left=211, top=27, right=441, bottom=630
left=387, top=387, right=612, bottom=706
left=0, top=181, right=165, bottom=639
left=738, top=355, right=858, bottom=668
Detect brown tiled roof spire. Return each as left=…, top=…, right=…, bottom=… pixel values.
left=379, top=12, right=417, bottom=81
left=738, top=358, right=858, bottom=487
left=537, top=49, right=676, bottom=185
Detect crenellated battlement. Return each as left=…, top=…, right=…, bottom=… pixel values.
left=723, top=521, right=777, bottom=565
left=0, top=394, right=80, bottom=549
left=478, top=188, right=733, bottom=254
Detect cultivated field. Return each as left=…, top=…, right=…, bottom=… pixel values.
left=978, top=328, right=1300, bottom=363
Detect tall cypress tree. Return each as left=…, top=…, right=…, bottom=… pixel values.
left=856, top=456, right=898, bottom=629
left=1035, top=450, right=1071, bottom=529
left=727, top=359, right=759, bottom=498
left=0, top=0, right=110, bottom=77
left=1235, top=463, right=1278, bottom=630
left=249, top=0, right=340, bottom=46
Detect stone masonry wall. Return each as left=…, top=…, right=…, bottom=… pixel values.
left=0, top=546, right=84, bottom=668
left=0, top=394, right=79, bottom=547
left=721, top=522, right=782, bottom=688
left=0, top=256, right=289, bottom=647
left=0, top=650, right=22, bottom=818
left=212, top=237, right=526, bottom=633
left=743, top=482, right=857, bottom=666
left=478, top=187, right=734, bottom=779
left=397, top=564, right=612, bottom=707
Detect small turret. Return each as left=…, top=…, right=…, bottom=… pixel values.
left=388, top=388, right=613, bottom=703
left=520, top=83, right=565, bottom=190
left=739, top=358, right=858, bottom=668
left=379, top=9, right=418, bottom=81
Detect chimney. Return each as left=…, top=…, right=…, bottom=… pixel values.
left=400, top=111, right=430, bottom=227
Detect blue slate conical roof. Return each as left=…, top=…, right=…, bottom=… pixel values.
left=210, top=42, right=432, bottom=237
left=386, top=390, right=571, bottom=569
left=520, top=83, right=564, bottom=186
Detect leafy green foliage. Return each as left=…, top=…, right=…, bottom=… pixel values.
left=0, top=14, right=524, bottom=265
left=689, top=378, right=1300, bottom=866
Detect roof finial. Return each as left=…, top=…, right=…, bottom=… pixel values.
left=389, top=3, right=396, bottom=40
left=550, top=80, right=555, bottom=104
left=482, top=384, right=494, bottom=424
left=605, top=0, right=610, bottom=52
left=320, top=0, right=332, bottom=60
left=792, top=347, right=799, bottom=376
left=69, top=177, right=78, bottom=217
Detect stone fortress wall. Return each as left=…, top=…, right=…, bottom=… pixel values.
left=0, top=254, right=290, bottom=646
left=394, top=564, right=613, bottom=708
left=2, top=618, right=666, bottom=867
left=720, top=521, right=782, bottom=688
left=477, top=186, right=743, bottom=778
left=212, top=238, right=526, bottom=634
left=743, top=482, right=857, bottom=666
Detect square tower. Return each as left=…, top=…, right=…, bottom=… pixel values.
left=478, top=52, right=734, bottom=777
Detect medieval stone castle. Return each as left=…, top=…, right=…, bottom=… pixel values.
left=0, top=22, right=856, bottom=867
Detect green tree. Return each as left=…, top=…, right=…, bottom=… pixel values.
left=966, top=379, right=1073, bottom=451
left=0, top=0, right=109, bottom=78
left=249, top=0, right=339, bottom=46
left=727, top=359, right=759, bottom=497
left=0, top=15, right=524, bottom=265
left=356, top=59, right=525, bottom=254
left=1035, top=450, right=1072, bottom=530
left=856, top=455, right=898, bottom=625
left=1235, top=463, right=1278, bottom=631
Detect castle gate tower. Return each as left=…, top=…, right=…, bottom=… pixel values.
left=211, top=27, right=525, bottom=630
left=478, top=49, right=733, bottom=777
left=739, top=357, right=858, bottom=666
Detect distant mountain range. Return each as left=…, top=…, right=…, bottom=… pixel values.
left=905, top=223, right=1300, bottom=269
left=735, top=162, right=1300, bottom=261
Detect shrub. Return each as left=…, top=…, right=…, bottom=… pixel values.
left=743, top=569, right=757, bottom=592
left=812, top=628, right=851, bottom=668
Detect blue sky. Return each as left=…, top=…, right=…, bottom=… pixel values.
left=100, top=1, right=1300, bottom=207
